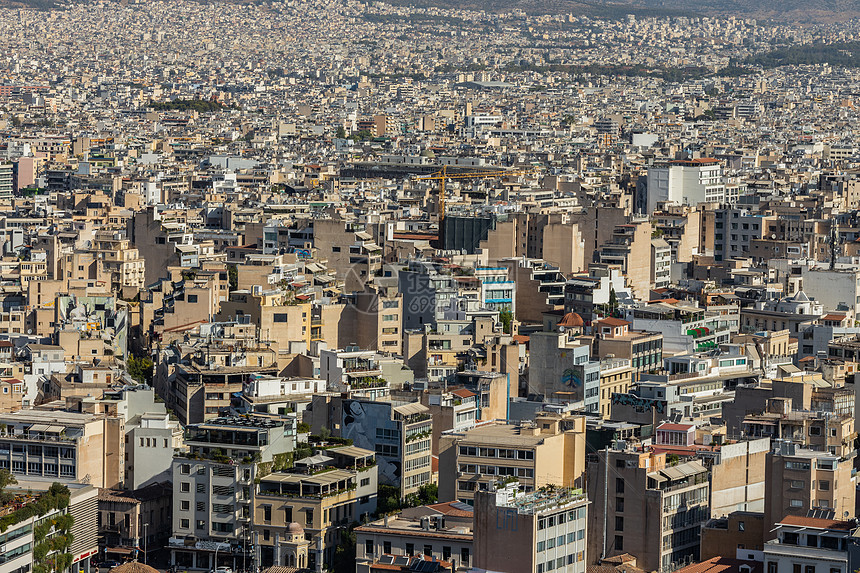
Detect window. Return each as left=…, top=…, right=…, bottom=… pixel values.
left=615, top=517, right=623, bottom=531
left=423, top=545, right=432, bottom=556
left=819, top=480, right=830, bottom=491
left=181, top=500, right=190, bottom=511
left=180, top=519, right=190, bottom=529
left=197, top=483, right=205, bottom=493
left=615, top=478, right=624, bottom=493
left=383, top=541, right=391, bottom=554
left=616, top=497, right=624, bottom=512
left=790, top=499, right=803, bottom=507
left=180, top=482, right=190, bottom=493
left=187, top=295, right=198, bottom=303
left=767, top=564, right=777, bottom=573
left=264, top=506, right=271, bottom=521
left=805, top=567, right=815, bottom=573
left=305, top=510, right=313, bottom=526
left=273, top=314, right=288, bottom=323
left=406, top=543, right=414, bottom=556
left=196, top=520, right=205, bottom=530
left=738, top=521, right=745, bottom=532
left=442, top=547, right=451, bottom=561
left=365, top=540, right=373, bottom=555
left=197, top=501, right=205, bottom=512
left=180, top=464, right=190, bottom=475
left=461, top=548, right=470, bottom=565
left=263, top=529, right=270, bottom=541
left=614, top=536, right=623, bottom=551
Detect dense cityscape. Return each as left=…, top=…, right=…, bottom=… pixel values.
left=0, top=1, right=859, bottom=573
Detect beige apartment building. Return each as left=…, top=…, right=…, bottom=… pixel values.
left=586, top=446, right=710, bottom=573
left=253, top=446, right=377, bottom=570
left=597, top=220, right=653, bottom=300
left=763, top=443, right=855, bottom=536
left=218, top=290, right=311, bottom=352
left=93, top=231, right=146, bottom=295
left=0, top=408, right=124, bottom=488
left=439, top=413, right=587, bottom=504
left=599, top=357, right=633, bottom=419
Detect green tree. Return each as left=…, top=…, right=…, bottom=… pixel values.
left=127, top=356, right=154, bottom=385
left=608, top=288, right=618, bottom=316
left=499, top=309, right=513, bottom=334
left=416, top=483, right=438, bottom=505
left=335, top=126, right=347, bottom=139
left=331, top=526, right=357, bottom=573
left=376, top=484, right=401, bottom=515
left=227, top=264, right=238, bottom=291
left=297, top=422, right=311, bottom=434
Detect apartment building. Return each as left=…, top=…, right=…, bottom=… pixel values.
left=92, top=230, right=146, bottom=295
left=597, top=221, right=653, bottom=299
left=629, top=301, right=734, bottom=354
left=591, top=317, right=663, bottom=374
left=644, top=159, right=724, bottom=214
left=253, top=445, right=377, bottom=569
left=169, top=416, right=294, bottom=571
left=474, top=482, right=589, bottom=573
left=763, top=441, right=855, bottom=536
left=438, top=413, right=586, bottom=504
left=356, top=502, right=474, bottom=571
left=307, top=396, right=432, bottom=497
left=764, top=514, right=858, bottom=573
left=0, top=409, right=124, bottom=488
left=98, top=482, right=172, bottom=564
left=172, top=360, right=278, bottom=425
left=586, top=446, right=710, bottom=572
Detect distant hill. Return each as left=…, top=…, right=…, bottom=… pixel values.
left=4, top=0, right=860, bottom=21
left=384, top=0, right=860, bottom=21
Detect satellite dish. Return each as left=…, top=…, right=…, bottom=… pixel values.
left=771, top=234, right=776, bottom=239
left=558, top=325, right=566, bottom=333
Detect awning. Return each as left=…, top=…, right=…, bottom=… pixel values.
left=105, top=547, right=136, bottom=555
left=28, top=424, right=49, bottom=432
left=45, top=426, right=65, bottom=433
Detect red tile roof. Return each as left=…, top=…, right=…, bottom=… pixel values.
left=675, top=557, right=762, bottom=573
left=597, top=317, right=630, bottom=327
left=451, top=388, right=475, bottom=398
left=777, top=515, right=854, bottom=530
left=658, top=423, right=694, bottom=431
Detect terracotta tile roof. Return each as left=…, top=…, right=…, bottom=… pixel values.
left=426, top=501, right=473, bottom=518
left=674, top=557, right=762, bottom=573
left=597, top=317, right=630, bottom=327
left=778, top=515, right=854, bottom=530
left=450, top=388, right=475, bottom=398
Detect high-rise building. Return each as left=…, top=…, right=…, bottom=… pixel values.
left=586, top=445, right=710, bottom=572
left=169, top=416, right=294, bottom=571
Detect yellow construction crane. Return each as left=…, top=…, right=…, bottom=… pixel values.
left=414, top=165, right=534, bottom=222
